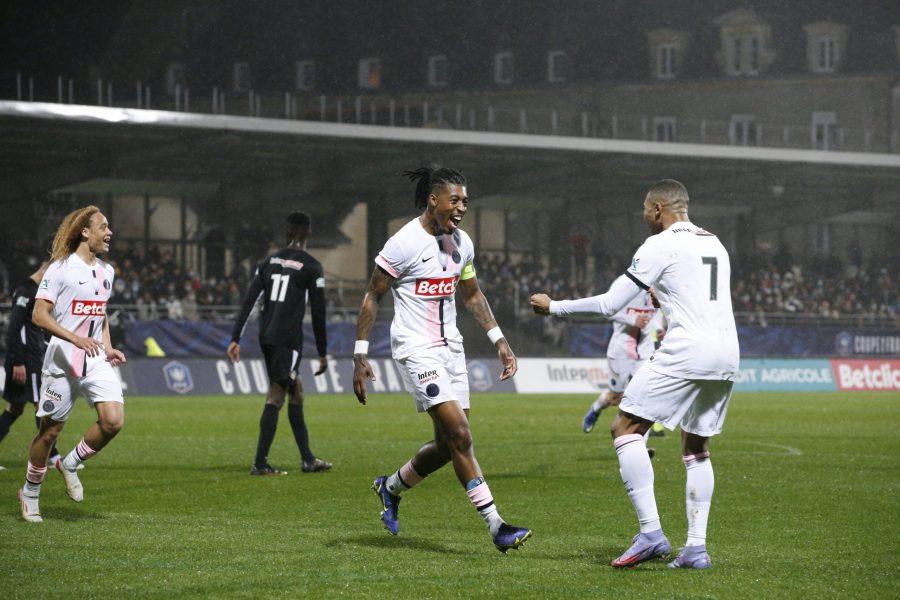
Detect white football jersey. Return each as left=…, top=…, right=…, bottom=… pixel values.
left=375, top=218, right=476, bottom=360
left=626, top=221, right=739, bottom=379
left=36, top=254, right=114, bottom=377
left=606, top=279, right=658, bottom=361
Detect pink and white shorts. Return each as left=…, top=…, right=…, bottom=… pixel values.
left=397, top=344, right=470, bottom=413
left=37, top=358, right=124, bottom=422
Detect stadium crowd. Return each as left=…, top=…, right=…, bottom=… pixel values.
left=474, top=249, right=898, bottom=324
left=0, top=240, right=250, bottom=321
left=2, top=240, right=896, bottom=323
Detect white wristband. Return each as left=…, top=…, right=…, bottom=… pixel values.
left=354, top=340, right=369, bottom=355
left=486, top=326, right=504, bottom=344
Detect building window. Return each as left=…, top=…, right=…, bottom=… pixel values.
left=747, top=35, right=760, bottom=73
left=812, top=111, right=838, bottom=150
left=657, top=44, right=675, bottom=78
left=427, top=55, right=448, bottom=87
left=715, top=9, right=772, bottom=76
left=166, top=63, right=186, bottom=94
left=804, top=22, right=847, bottom=74
left=730, top=36, right=742, bottom=74
left=653, top=117, right=676, bottom=142
left=646, top=29, right=688, bottom=80
left=816, top=37, right=836, bottom=72
left=358, top=57, right=381, bottom=89
left=730, top=115, right=758, bottom=146
left=233, top=61, right=250, bottom=92
left=494, top=52, right=513, bottom=84
left=547, top=50, right=569, bottom=82
left=295, top=60, right=315, bottom=90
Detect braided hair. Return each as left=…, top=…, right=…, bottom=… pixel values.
left=403, top=166, right=467, bottom=210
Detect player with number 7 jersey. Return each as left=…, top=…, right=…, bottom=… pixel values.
left=530, top=179, right=739, bottom=571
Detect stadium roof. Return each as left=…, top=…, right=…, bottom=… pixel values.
left=2, top=100, right=899, bottom=224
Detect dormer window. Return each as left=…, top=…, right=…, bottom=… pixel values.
left=295, top=60, right=315, bottom=90
left=232, top=61, right=250, bottom=92
left=494, top=52, right=513, bottom=84
left=658, top=44, right=675, bottom=78
left=427, top=55, right=448, bottom=87
left=803, top=22, right=848, bottom=74
left=714, top=9, right=773, bottom=76
left=358, top=57, right=381, bottom=89
left=547, top=50, right=569, bottom=83
left=646, top=29, right=688, bottom=79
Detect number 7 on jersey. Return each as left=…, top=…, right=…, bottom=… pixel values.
left=701, top=256, right=718, bottom=301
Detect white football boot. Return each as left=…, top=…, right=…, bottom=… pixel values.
left=18, top=488, right=42, bottom=523
left=55, top=456, right=84, bottom=502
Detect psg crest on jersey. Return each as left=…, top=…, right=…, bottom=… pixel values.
left=451, top=250, right=461, bottom=264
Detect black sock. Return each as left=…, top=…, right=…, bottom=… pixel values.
left=0, top=410, right=21, bottom=442
left=287, top=404, right=314, bottom=463
left=255, top=404, right=280, bottom=467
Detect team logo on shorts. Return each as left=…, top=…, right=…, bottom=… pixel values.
left=42, top=400, right=55, bottom=413
left=425, top=383, right=440, bottom=398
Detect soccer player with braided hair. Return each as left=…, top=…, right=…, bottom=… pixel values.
left=353, top=165, right=531, bottom=552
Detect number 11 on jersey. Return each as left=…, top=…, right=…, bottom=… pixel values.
left=270, top=274, right=290, bottom=302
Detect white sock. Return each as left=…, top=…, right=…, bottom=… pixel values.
left=684, top=453, right=714, bottom=546
left=385, top=460, right=425, bottom=496
left=614, top=434, right=661, bottom=534
left=591, top=397, right=604, bottom=413
left=466, top=478, right=504, bottom=536
left=62, top=438, right=97, bottom=471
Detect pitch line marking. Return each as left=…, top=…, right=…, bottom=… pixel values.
left=741, top=442, right=802, bottom=456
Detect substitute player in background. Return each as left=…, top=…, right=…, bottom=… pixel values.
left=19, top=206, right=127, bottom=523
left=581, top=280, right=660, bottom=434
left=531, top=179, right=739, bottom=569
left=1, top=262, right=55, bottom=467
left=228, top=211, right=331, bottom=476
left=352, top=166, right=531, bottom=553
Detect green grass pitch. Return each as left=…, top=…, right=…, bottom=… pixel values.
left=1, top=391, right=898, bottom=598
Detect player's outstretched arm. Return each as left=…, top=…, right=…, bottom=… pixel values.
left=353, top=266, right=394, bottom=405
left=533, top=275, right=644, bottom=319
left=458, top=276, right=517, bottom=380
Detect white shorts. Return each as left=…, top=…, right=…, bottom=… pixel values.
left=620, top=366, right=733, bottom=437
left=398, top=344, right=470, bottom=413
left=608, top=357, right=646, bottom=393
left=37, top=359, right=124, bottom=422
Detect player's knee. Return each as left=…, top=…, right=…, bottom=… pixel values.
left=444, top=424, right=473, bottom=454
left=39, top=427, right=61, bottom=444
left=99, top=415, right=124, bottom=437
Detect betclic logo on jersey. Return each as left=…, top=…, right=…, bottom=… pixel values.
left=414, top=276, right=458, bottom=297
left=71, top=300, right=107, bottom=316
